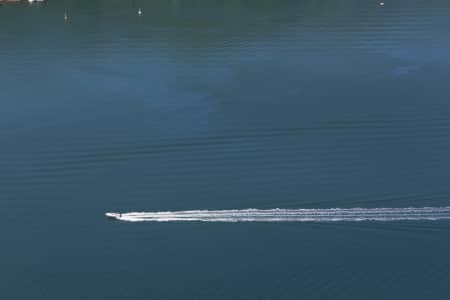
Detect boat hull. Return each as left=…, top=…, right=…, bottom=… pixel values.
left=105, top=212, right=121, bottom=220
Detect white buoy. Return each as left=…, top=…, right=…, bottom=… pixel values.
left=138, top=8, right=142, bottom=16
left=380, top=2, right=384, bottom=5
left=64, top=12, right=68, bottom=21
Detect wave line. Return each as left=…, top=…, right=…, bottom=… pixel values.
left=105, top=207, right=450, bottom=222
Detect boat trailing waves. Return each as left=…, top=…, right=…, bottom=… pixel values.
left=105, top=207, right=450, bottom=222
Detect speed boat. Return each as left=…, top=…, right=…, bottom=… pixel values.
left=105, top=212, right=121, bottom=220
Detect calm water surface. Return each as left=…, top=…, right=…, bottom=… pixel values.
left=2, top=0, right=450, bottom=299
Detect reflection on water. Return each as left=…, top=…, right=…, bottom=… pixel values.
left=1, top=0, right=450, bottom=299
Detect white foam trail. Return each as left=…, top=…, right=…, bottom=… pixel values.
left=106, top=207, right=450, bottom=222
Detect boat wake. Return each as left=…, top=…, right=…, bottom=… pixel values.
left=106, top=207, right=450, bottom=222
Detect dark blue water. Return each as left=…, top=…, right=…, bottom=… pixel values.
left=2, top=0, right=450, bottom=298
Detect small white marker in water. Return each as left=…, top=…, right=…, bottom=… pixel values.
left=379, top=2, right=384, bottom=5
left=64, top=12, right=68, bottom=21
left=138, top=8, right=142, bottom=16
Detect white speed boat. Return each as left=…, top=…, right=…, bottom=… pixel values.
left=105, top=212, right=121, bottom=220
